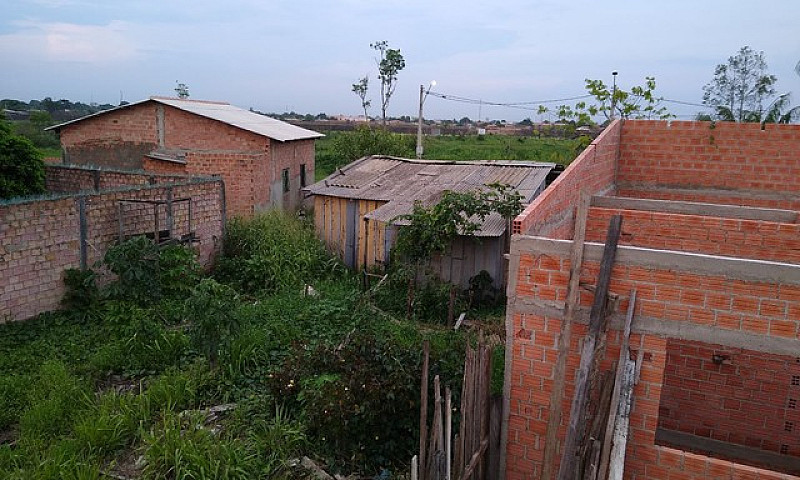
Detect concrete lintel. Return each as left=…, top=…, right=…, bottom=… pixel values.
left=655, top=429, right=800, bottom=475
left=512, top=236, right=800, bottom=285
left=617, top=182, right=800, bottom=205
left=510, top=301, right=800, bottom=357
left=591, top=195, right=798, bottom=223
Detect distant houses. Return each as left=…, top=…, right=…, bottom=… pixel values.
left=47, top=97, right=323, bottom=217
left=305, top=155, right=554, bottom=288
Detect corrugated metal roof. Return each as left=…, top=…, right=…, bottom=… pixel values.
left=308, top=155, right=554, bottom=237
left=48, top=97, right=323, bottom=142
left=153, top=98, right=323, bottom=142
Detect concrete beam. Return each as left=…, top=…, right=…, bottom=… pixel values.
left=591, top=195, right=798, bottom=223
left=616, top=182, right=800, bottom=210
left=511, top=300, right=800, bottom=357
left=512, top=236, right=800, bottom=285
left=655, top=429, right=800, bottom=475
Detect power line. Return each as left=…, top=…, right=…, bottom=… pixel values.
left=428, top=91, right=593, bottom=108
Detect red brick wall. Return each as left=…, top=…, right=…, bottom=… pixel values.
left=505, top=241, right=800, bottom=479
left=0, top=175, right=223, bottom=323
left=617, top=121, right=800, bottom=211
left=59, top=103, right=159, bottom=169
left=46, top=165, right=199, bottom=194
left=513, top=120, right=621, bottom=237
left=586, top=206, right=800, bottom=264
left=270, top=139, right=315, bottom=211
left=659, top=339, right=800, bottom=459
left=162, top=106, right=267, bottom=152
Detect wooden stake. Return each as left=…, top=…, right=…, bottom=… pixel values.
left=607, top=358, right=636, bottom=480
left=597, top=290, right=637, bottom=480
left=446, top=387, right=452, bottom=480
left=541, top=192, right=591, bottom=480
left=420, top=341, right=430, bottom=480
left=557, top=215, right=623, bottom=480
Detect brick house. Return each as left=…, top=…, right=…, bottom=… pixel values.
left=502, top=120, right=800, bottom=479
left=48, top=97, right=323, bottom=217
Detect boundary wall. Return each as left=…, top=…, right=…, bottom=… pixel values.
left=1, top=166, right=224, bottom=323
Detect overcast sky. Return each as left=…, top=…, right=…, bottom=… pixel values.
left=2, top=0, right=799, bottom=121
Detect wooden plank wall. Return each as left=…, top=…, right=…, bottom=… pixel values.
left=429, top=236, right=505, bottom=289
left=314, top=195, right=388, bottom=270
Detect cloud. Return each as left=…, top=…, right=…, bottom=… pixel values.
left=0, top=20, right=139, bottom=63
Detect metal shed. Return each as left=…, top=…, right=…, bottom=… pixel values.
left=304, top=155, right=554, bottom=288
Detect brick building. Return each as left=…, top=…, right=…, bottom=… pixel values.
left=48, top=97, right=323, bottom=217
left=502, top=120, right=800, bottom=479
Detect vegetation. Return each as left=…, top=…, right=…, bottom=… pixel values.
left=702, top=46, right=777, bottom=122
left=0, top=211, right=482, bottom=478
left=315, top=129, right=582, bottom=180
left=541, top=76, right=673, bottom=125
left=0, top=120, right=46, bottom=200
left=370, top=41, right=406, bottom=126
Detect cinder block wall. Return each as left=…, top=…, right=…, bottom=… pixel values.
left=512, top=120, right=621, bottom=237
left=1, top=167, right=224, bottom=323
left=586, top=206, right=800, bottom=264
left=505, top=238, right=800, bottom=479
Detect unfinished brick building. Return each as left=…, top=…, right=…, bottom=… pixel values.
left=48, top=97, right=323, bottom=217
left=501, top=120, right=800, bottom=479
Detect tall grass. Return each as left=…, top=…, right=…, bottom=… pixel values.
left=215, top=210, right=341, bottom=294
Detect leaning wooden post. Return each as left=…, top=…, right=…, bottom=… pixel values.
left=541, top=193, right=591, bottom=480
left=557, top=214, right=623, bottom=480
left=597, top=290, right=637, bottom=480
left=420, top=341, right=431, bottom=480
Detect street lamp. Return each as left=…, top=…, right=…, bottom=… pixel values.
left=416, top=80, right=437, bottom=159
left=610, top=71, right=618, bottom=120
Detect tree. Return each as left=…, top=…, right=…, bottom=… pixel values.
left=175, top=82, right=190, bottom=99
left=702, top=46, right=776, bottom=122
left=541, top=76, right=672, bottom=125
left=0, top=120, right=46, bottom=200
left=370, top=41, right=406, bottom=126
left=351, top=76, right=371, bottom=120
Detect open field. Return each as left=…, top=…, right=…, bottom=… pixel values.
left=315, top=131, right=583, bottom=181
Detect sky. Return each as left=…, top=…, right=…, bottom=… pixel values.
left=2, top=0, right=799, bottom=122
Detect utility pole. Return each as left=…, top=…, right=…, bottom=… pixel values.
left=416, top=80, right=436, bottom=159
left=610, top=71, right=618, bottom=119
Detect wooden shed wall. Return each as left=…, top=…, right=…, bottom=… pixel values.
left=429, top=235, right=507, bottom=289
left=313, top=195, right=390, bottom=270
left=314, top=194, right=509, bottom=288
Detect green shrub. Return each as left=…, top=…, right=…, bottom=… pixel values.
left=269, top=331, right=420, bottom=472
left=323, top=125, right=413, bottom=173
left=0, top=120, right=45, bottom=200
left=215, top=211, right=338, bottom=294
left=185, top=278, right=240, bottom=365
left=61, top=268, right=100, bottom=316
left=102, top=237, right=200, bottom=305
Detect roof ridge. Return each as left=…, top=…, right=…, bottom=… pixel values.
left=150, top=96, right=230, bottom=105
